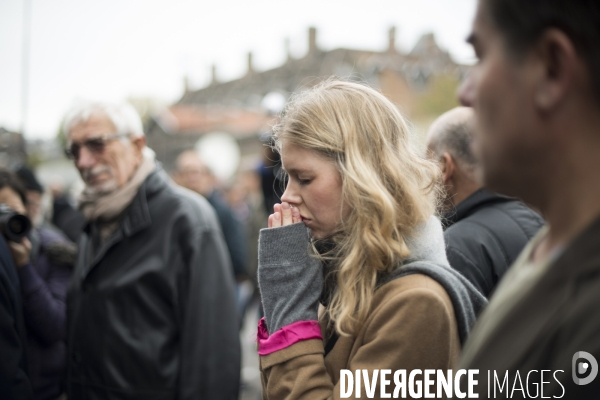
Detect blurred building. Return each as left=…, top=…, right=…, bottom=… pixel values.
left=0, top=127, right=27, bottom=168
left=146, top=27, right=467, bottom=173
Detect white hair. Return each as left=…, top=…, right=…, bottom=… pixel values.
left=62, top=101, right=145, bottom=139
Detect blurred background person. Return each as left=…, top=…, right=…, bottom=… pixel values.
left=173, top=150, right=249, bottom=323
left=48, top=177, right=85, bottom=244
left=426, top=107, right=544, bottom=297
left=258, top=137, right=285, bottom=216
left=15, top=167, right=45, bottom=229
left=63, top=101, right=240, bottom=399
left=0, top=169, right=75, bottom=400
left=224, top=169, right=267, bottom=324
left=14, top=166, right=76, bottom=242
left=173, top=150, right=247, bottom=281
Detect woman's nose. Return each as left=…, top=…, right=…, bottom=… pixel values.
left=281, top=184, right=300, bottom=206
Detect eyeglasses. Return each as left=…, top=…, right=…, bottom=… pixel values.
left=64, top=133, right=131, bottom=160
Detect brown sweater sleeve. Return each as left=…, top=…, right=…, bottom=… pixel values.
left=258, top=277, right=460, bottom=400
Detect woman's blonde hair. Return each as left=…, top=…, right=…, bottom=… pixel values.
left=272, top=79, right=441, bottom=336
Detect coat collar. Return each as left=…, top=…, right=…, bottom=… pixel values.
left=80, top=166, right=170, bottom=279
left=466, top=212, right=600, bottom=370
left=443, top=189, right=514, bottom=228
left=120, top=168, right=168, bottom=237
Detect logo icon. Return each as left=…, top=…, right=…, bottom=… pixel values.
left=572, top=351, right=598, bottom=385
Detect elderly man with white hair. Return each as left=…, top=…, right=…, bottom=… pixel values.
left=63, top=101, right=240, bottom=400
left=426, top=107, right=544, bottom=297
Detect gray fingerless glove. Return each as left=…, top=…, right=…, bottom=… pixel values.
left=258, top=222, right=323, bottom=334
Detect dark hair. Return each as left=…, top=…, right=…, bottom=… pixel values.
left=15, top=166, right=44, bottom=193
left=483, top=0, right=600, bottom=99
left=0, top=169, right=27, bottom=206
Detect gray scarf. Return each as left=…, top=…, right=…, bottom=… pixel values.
left=385, top=216, right=488, bottom=345
left=318, top=217, right=487, bottom=347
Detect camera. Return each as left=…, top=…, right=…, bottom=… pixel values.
left=0, top=204, right=31, bottom=242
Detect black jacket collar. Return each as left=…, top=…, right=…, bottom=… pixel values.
left=121, top=167, right=169, bottom=237
left=443, top=189, right=513, bottom=228
left=82, top=166, right=169, bottom=235
left=81, top=167, right=170, bottom=278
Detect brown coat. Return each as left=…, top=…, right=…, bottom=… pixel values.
left=259, top=273, right=461, bottom=399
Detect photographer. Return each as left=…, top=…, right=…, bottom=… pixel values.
left=0, top=169, right=75, bottom=400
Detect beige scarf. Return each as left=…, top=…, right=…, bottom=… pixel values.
left=78, top=148, right=156, bottom=242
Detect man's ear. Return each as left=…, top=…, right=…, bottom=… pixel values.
left=171, top=172, right=181, bottom=186
left=441, top=152, right=455, bottom=185
left=132, top=135, right=147, bottom=156
left=532, top=28, right=578, bottom=113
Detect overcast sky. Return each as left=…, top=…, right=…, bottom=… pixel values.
left=0, top=0, right=477, bottom=139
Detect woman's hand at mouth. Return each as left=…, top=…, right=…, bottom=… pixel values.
left=268, top=202, right=302, bottom=228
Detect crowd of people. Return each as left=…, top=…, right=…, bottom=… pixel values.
left=1, top=0, right=600, bottom=398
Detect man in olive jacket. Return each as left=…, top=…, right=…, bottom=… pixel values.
left=63, top=102, right=240, bottom=399
left=457, top=0, right=600, bottom=396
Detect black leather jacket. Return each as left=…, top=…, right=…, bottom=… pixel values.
left=67, top=169, right=240, bottom=399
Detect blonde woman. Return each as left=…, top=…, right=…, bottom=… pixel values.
left=256, top=80, right=486, bottom=399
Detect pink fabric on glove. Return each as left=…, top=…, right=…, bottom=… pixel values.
left=257, top=317, right=322, bottom=355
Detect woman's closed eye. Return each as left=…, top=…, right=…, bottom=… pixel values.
left=287, top=171, right=313, bottom=185
left=297, top=176, right=313, bottom=185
